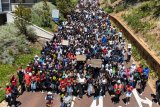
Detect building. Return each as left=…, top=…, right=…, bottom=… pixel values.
left=0, top=0, right=42, bottom=12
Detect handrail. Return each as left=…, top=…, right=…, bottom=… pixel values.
left=7, top=12, right=54, bottom=39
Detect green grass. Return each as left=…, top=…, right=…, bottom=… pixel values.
left=104, top=6, right=114, bottom=13
left=122, top=11, right=154, bottom=33
left=121, top=1, right=157, bottom=33
left=0, top=47, right=40, bottom=102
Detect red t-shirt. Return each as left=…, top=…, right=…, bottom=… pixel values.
left=137, top=67, right=143, bottom=74
left=103, top=48, right=108, bottom=54
left=25, top=74, right=31, bottom=86
left=25, top=67, right=32, bottom=73
left=60, top=79, right=67, bottom=90
left=6, top=87, right=12, bottom=94
left=114, top=84, right=123, bottom=94
left=66, top=78, right=73, bottom=86
left=126, top=85, right=133, bottom=92
left=11, top=78, right=17, bottom=87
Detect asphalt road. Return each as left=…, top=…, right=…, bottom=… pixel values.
left=17, top=59, right=159, bottom=107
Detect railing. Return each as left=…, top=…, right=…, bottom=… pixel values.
left=6, top=12, right=54, bottom=40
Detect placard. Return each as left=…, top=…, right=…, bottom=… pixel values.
left=62, top=40, right=69, bottom=46
left=76, top=55, right=86, bottom=61
left=128, top=44, right=131, bottom=48
left=90, top=59, right=102, bottom=68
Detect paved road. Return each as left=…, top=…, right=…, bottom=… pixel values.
left=17, top=85, right=159, bottom=107
left=16, top=59, right=159, bottom=107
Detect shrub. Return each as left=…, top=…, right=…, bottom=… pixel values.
left=0, top=24, right=30, bottom=64
left=114, top=3, right=128, bottom=13
left=26, top=27, right=37, bottom=42
left=122, top=12, right=154, bottom=32
left=104, top=7, right=113, bottom=13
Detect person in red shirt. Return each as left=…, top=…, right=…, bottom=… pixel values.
left=25, top=64, right=32, bottom=73
left=60, top=78, right=67, bottom=92
left=10, top=75, right=17, bottom=87
left=5, top=84, right=12, bottom=106
left=113, top=80, right=123, bottom=103
left=125, top=84, right=133, bottom=105
left=103, top=48, right=108, bottom=54
left=66, top=77, right=73, bottom=86
left=25, top=73, right=31, bottom=91
left=6, top=84, right=12, bottom=95
left=137, top=65, right=143, bottom=74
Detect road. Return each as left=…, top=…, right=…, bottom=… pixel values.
left=16, top=59, right=159, bottom=107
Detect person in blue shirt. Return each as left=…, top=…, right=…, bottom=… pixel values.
left=101, top=36, right=107, bottom=44
left=143, top=67, right=150, bottom=77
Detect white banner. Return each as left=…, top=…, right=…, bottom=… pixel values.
left=52, top=9, right=59, bottom=19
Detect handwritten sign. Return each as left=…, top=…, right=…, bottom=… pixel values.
left=62, top=40, right=69, bottom=46
left=90, top=59, right=102, bottom=68
left=128, top=44, right=131, bottom=49
left=76, top=55, right=86, bottom=61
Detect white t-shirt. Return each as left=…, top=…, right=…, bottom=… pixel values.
left=118, top=32, right=122, bottom=37
left=79, top=77, right=85, bottom=84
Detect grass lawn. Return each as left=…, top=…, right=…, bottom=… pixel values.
left=0, top=47, right=40, bottom=102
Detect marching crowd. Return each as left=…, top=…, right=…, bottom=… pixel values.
left=4, top=0, right=160, bottom=107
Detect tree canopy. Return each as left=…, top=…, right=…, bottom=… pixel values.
left=56, top=0, right=78, bottom=16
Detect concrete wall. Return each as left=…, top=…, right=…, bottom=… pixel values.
left=109, top=15, right=160, bottom=77
left=0, top=0, right=2, bottom=12
left=6, top=12, right=53, bottom=40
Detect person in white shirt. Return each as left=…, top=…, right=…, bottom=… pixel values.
left=117, top=31, right=123, bottom=42
left=63, top=92, right=73, bottom=106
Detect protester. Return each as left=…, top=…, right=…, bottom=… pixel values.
left=125, top=83, right=133, bottom=105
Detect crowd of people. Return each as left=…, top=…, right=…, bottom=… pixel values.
left=4, top=0, right=156, bottom=107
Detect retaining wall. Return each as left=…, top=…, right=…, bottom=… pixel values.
left=6, top=12, right=53, bottom=40
left=109, top=15, right=160, bottom=77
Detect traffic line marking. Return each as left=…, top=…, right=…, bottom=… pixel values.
left=71, top=96, right=76, bottom=107
left=91, top=96, right=103, bottom=107
left=132, top=89, right=152, bottom=107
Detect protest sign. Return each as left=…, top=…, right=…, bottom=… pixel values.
left=62, top=40, right=69, bottom=46
left=76, top=55, right=86, bottom=61
left=90, top=59, right=102, bottom=68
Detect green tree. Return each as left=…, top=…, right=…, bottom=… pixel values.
left=42, top=0, right=52, bottom=27
left=14, top=1, right=37, bottom=42
left=56, top=0, right=78, bottom=16
left=14, top=4, right=31, bottom=38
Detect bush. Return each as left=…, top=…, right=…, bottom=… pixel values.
left=104, top=7, right=113, bottom=13
left=122, top=12, right=154, bottom=32
left=0, top=24, right=30, bottom=64
left=114, top=3, right=128, bottom=13
left=26, top=27, right=37, bottom=42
